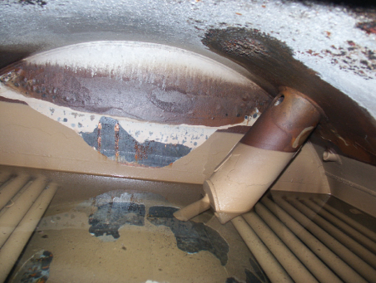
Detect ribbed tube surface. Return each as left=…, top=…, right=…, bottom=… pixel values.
left=232, top=194, right=376, bottom=283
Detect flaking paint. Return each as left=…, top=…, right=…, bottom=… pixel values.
left=203, top=28, right=376, bottom=165
left=0, top=41, right=269, bottom=167
left=81, top=117, right=192, bottom=167
left=0, top=41, right=270, bottom=127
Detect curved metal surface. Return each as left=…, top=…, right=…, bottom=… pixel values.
left=0, top=41, right=270, bottom=127
left=240, top=87, right=322, bottom=152
left=0, top=0, right=376, bottom=165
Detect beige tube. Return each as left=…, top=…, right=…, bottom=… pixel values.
left=313, top=198, right=376, bottom=242
left=0, top=174, right=30, bottom=210
left=204, top=144, right=293, bottom=223
left=242, top=211, right=318, bottom=283
left=275, top=197, right=376, bottom=283
left=255, top=202, right=341, bottom=283
left=304, top=198, right=376, bottom=254
left=231, top=216, right=293, bottom=283
left=262, top=197, right=367, bottom=283
left=290, top=198, right=376, bottom=269
left=0, top=183, right=58, bottom=283
left=0, top=172, right=11, bottom=184
left=0, top=177, right=47, bottom=247
left=202, top=88, right=321, bottom=224
left=173, top=194, right=211, bottom=221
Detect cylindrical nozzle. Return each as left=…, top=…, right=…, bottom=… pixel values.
left=204, top=87, right=322, bottom=223
left=173, top=194, right=211, bottom=221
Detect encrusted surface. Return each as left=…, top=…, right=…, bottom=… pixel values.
left=1, top=0, right=376, bottom=165
left=203, top=28, right=376, bottom=164
left=0, top=42, right=270, bottom=127
left=0, top=41, right=268, bottom=167
left=81, top=116, right=192, bottom=167
left=89, top=202, right=146, bottom=239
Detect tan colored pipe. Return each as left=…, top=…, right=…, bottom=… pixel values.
left=313, top=198, right=376, bottom=242
left=0, top=172, right=11, bottom=184
left=255, top=202, right=341, bottom=283
left=275, top=197, right=376, bottom=283
left=173, top=194, right=211, bottom=221
left=231, top=216, right=293, bottom=283
left=304, top=198, right=376, bottom=254
left=261, top=197, right=367, bottom=283
left=0, top=177, right=47, bottom=247
left=0, top=174, right=30, bottom=210
left=0, top=183, right=58, bottom=283
left=174, top=88, right=321, bottom=223
left=243, top=211, right=318, bottom=283
left=204, top=145, right=294, bottom=224
left=290, top=198, right=376, bottom=269
left=203, top=87, right=321, bottom=223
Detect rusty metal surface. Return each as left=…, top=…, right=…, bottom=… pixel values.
left=357, top=21, right=376, bottom=35
left=203, top=28, right=376, bottom=164
left=0, top=59, right=270, bottom=128
left=0, top=1, right=375, bottom=166
left=240, top=87, right=321, bottom=152
left=81, top=117, right=192, bottom=167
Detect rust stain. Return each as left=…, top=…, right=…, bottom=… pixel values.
left=300, top=41, right=376, bottom=80
left=81, top=116, right=191, bottom=167
left=240, top=87, right=321, bottom=152
left=203, top=27, right=376, bottom=165
left=134, top=142, right=151, bottom=163
left=357, top=21, right=376, bottom=34
left=0, top=60, right=270, bottom=127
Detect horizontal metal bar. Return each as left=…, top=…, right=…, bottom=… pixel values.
left=0, top=183, right=58, bottom=283
left=305, top=198, right=376, bottom=254
left=275, top=197, right=375, bottom=283
left=255, top=202, right=341, bottom=283
left=313, top=198, right=376, bottom=242
left=0, top=177, right=47, bottom=247
left=0, top=172, right=11, bottom=184
left=290, top=198, right=376, bottom=269
left=0, top=175, right=30, bottom=210
left=262, top=197, right=366, bottom=283
left=231, top=216, right=293, bottom=283
left=243, top=211, right=318, bottom=283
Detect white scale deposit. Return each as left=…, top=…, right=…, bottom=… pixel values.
left=0, top=41, right=260, bottom=149
left=0, top=0, right=375, bottom=117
